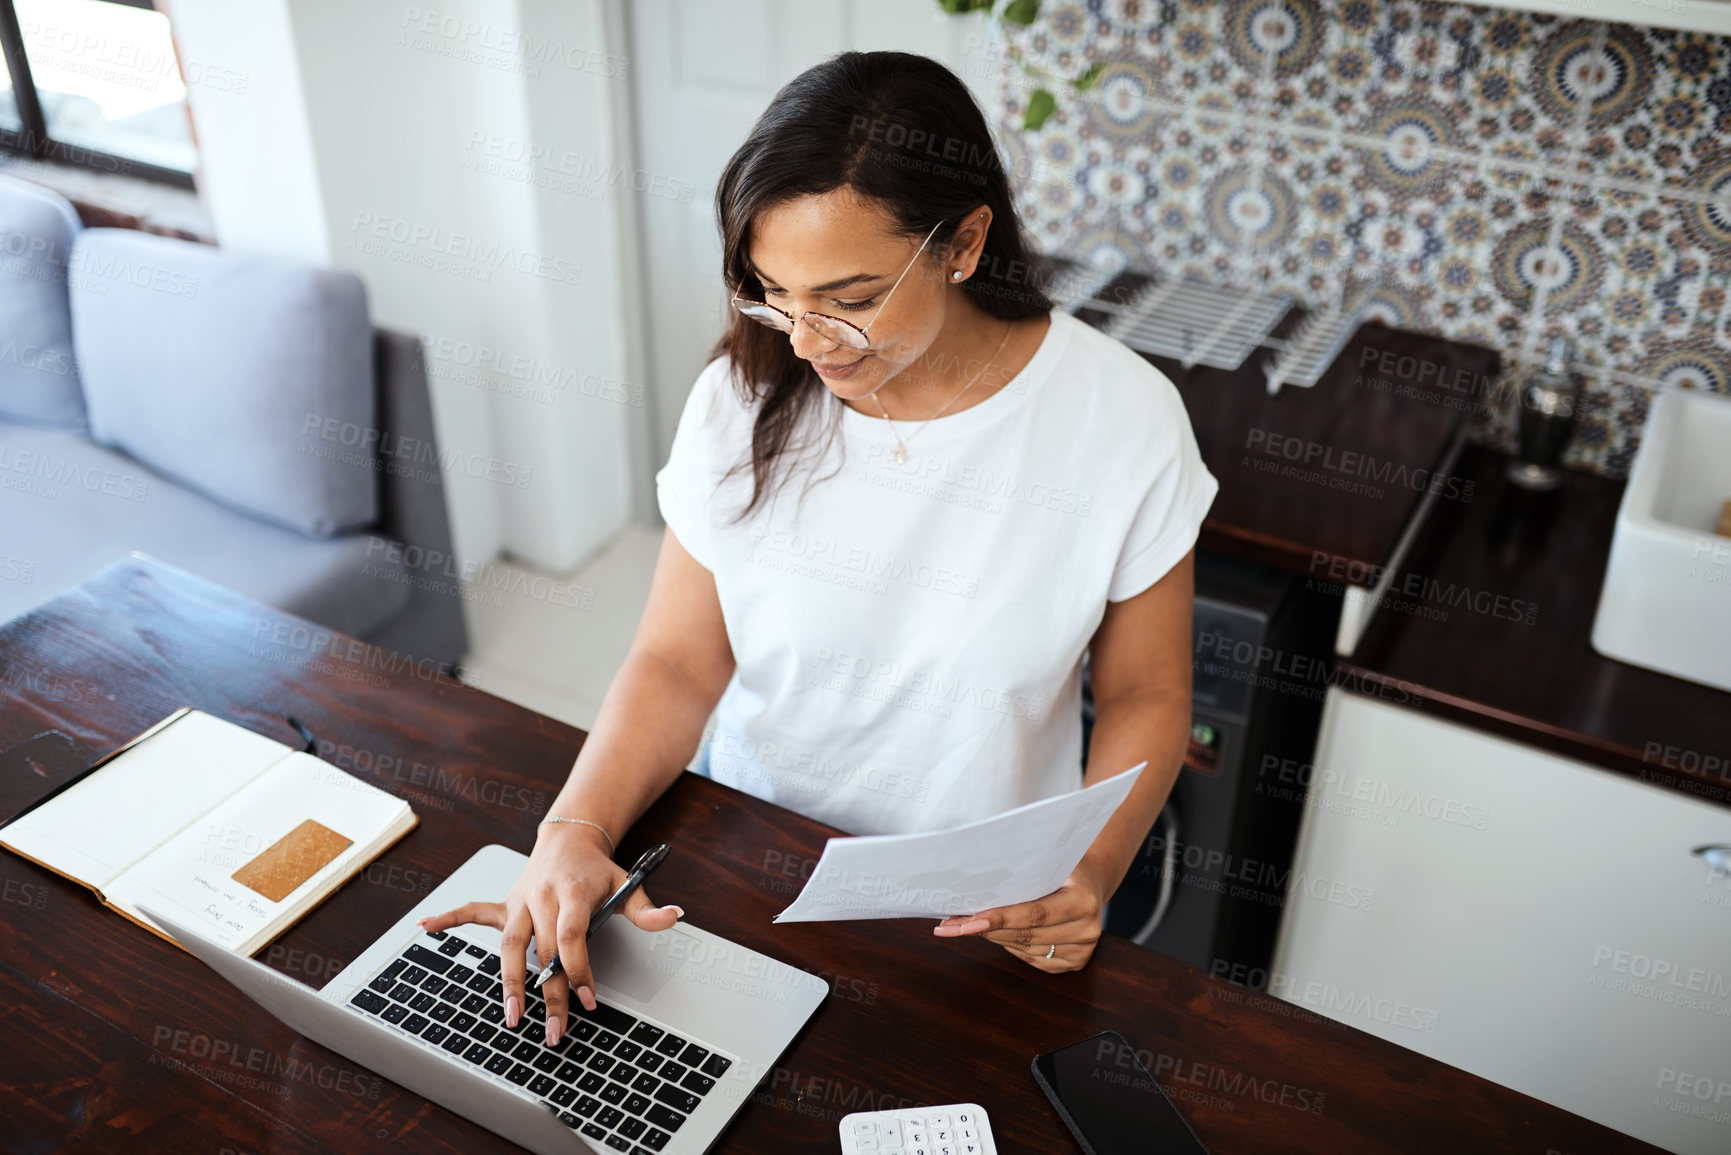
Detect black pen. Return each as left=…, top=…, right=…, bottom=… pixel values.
left=531, top=843, right=670, bottom=990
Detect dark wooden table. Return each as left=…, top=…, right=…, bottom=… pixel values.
left=0, top=557, right=1662, bottom=1153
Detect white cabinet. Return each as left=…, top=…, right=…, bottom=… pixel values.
left=1272, top=689, right=1731, bottom=1155
left=1456, top=0, right=1731, bottom=36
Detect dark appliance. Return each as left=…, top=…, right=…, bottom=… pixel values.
left=1084, top=549, right=1334, bottom=977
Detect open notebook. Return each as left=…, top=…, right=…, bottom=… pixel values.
left=0, top=708, right=416, bottom=956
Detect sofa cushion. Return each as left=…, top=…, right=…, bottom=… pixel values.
left=0, top=424, right=410, bottom=639
left=0, top=176, right=85, bottom=429
left=69, top=229, right=377, bottom=538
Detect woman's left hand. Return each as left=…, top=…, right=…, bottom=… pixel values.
left=931, top=867, right=1110, bottom=973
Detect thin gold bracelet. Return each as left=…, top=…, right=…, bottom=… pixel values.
left=540, top=815, right=615, bottom=853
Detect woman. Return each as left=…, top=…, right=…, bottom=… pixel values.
left=421, top=51, right=1217, bottom=1048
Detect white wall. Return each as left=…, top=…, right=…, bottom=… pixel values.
left=167, top=0, right=1004, bottom=566
left=168, top=0, right=638, bottom=574
left=163, top=0, right=329, bottom=262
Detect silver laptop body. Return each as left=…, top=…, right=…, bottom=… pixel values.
left=141, top=842, right=828, bottom=1154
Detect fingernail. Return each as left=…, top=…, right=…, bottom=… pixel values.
left=578, top=985, right=596, bottom=1012
left=961, top=918, right=990, bottom=933
left=505, top=995, right=522, bottom=1027
left=933, top=925, right=958, bottom=937
left=546, top=1016, right=562, bottom=1046
left=670, top=906, right=685, bottom=919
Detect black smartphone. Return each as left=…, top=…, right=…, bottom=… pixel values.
left=1031, top=1030, right=1210, bottom=1155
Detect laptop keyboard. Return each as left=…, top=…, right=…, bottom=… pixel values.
left=346, top=928, right=734, bottom=1152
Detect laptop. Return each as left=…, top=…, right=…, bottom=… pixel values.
left=139, top=842, right=829, bottom=1154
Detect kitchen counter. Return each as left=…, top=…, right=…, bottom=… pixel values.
left=1068, top=276, right=1726, bottom=809
left=1112, top=314, right=1502, bottom=580
left=1336, top=444, right=1731, bottom=812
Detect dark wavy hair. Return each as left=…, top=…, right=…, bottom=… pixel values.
left=712, top=50, right=1052, bottom=521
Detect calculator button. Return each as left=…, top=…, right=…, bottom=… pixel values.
left=854, top=1120, right=876, bottom=1135
left=856, top=1139, right=880, bottom=1152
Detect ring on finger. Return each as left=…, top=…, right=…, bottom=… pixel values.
left=1045, top=944, right=1057, bottom=960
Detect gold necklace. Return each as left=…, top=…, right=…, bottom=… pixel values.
left=872, top=321, right=1014, bottom=464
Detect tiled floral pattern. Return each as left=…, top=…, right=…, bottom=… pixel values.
left=991, top=0, right=1731, bottom=476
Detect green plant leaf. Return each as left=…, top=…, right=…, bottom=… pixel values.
left=1023, top=88, right=1057, bottom=131
left=1002, top=0, right=1041, bottom=25
left=935, top=0, right=995, bottom=12
left=1073, top=61, right=1106, bottom=91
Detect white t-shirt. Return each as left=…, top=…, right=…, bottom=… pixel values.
left=655, top=309, right=1217, bottom=836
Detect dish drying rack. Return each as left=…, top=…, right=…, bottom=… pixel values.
left=1052, top=260, right=1369, bottom=395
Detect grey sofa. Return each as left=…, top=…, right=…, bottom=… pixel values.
left=0, top=175, right=466, bottom=672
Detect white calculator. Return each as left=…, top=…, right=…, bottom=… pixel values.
left=838, top=1102, right=997, bottom=1154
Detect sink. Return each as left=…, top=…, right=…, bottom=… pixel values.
left=1591, top=387, right=1731, bottom=692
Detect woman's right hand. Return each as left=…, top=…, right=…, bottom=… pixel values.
left=415, top=822, right=683, bottom=1047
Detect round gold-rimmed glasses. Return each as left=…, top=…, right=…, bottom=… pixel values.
left=728, top=219, right=945, bottom=351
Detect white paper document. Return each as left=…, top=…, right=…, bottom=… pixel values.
left=773, top=762, right=1146, bottom=923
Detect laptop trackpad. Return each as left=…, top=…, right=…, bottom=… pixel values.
left=588, top=918, right=689, bottom=1004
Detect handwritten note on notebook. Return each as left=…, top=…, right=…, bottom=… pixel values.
left=773, top=762, right=1146, bottom=923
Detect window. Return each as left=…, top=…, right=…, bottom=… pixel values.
left=0, top=0, right=196, bottom=186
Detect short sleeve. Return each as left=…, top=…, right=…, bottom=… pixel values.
left=1106, top=406, right=1219, bottom=602
left=655, top=359, right=730, bottom=572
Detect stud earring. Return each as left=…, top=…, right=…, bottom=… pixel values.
left=952, top=270, right=965, bottom=281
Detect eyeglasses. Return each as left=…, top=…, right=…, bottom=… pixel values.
left=729, top=219, right=944, bottom=351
